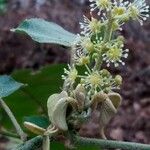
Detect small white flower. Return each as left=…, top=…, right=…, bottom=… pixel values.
left=79, top=15, right=101, bottom=36
left=62, top=65, right=78, bottom=84
left=81, top=69, right=118, bottom=94
left=102, top=45, right=129, bottom=67
left=75, top=36, right=95, bottom=59
left=128, top=0, right=149, bottom=25
left=113, top=0, right=130, bottom=8
left=89, top=0, right=112, bottom=15
left=82, top=70, right=104, bottom=94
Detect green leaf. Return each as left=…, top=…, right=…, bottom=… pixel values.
left=23, top=116, right=50, bottom=129
left=0, top=0, right=7, bottom=14
left=1, top=64, right=65, bottom=130
left=0, top=75, right=24, bottom=98
left=11, top=18, right=78, bottom=47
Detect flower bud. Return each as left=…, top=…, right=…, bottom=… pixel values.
left=115, top=75, right=122, bottom=86
left=24, top=122, right=46, bottom=135
left=101, top=69, right=111, bottom=77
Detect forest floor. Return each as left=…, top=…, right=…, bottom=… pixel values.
left=0, top=0, right=149, bottom=148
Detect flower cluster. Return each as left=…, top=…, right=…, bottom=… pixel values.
left=62, top=0, right=149, bottom=96
left=81, top=69, right=122, bottom=95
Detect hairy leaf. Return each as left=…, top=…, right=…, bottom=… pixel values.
left=0, top=75, right=24, bottom=98
left=12, top=18, right=78, bottom=47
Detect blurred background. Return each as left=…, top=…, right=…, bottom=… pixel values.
left=0, top=0, right=149, bottom=149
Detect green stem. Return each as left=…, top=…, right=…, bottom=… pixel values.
left=12, top=136, right=43, bottom=150
left=94, top=12, right=114, bottom=71
left=104, top=12, right=113, bottom=43
left=94, top=53, right=103, bottom=71
left=74, top=136, right=150, bottom=150
left=0, top=130, right=19, bottom=139
left=70, top=47, right=76, bottom=67
left=0, top=98, right=27, bottom=141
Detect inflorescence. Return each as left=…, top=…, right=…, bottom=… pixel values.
left=62, top=0, right=149, bottom=96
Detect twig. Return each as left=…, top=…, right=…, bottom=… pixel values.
left=0, top=130, right=19, bottom=139
left=0, top=98, right=27, bottom=141
left=12, top=136, right=43, bottom=150
left=74, top=136, right=150, bottom=150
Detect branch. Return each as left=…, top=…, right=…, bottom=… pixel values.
left=0, top=98, right=27, bottom=141
left=74, top=136, right=150, bottom=150
left=12, top=136, right=43, bottom=150
left=0, top=130, right=19, bottom=139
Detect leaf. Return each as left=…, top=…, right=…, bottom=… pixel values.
left=23, top=116, right=50, bottom=129
left=11, top=18, right=78, bottom=47
left=0, top=75, right=24, bottom=98
left=1, top=64, right=65, bottom=130
left=0, top=0, right=7, bottom=14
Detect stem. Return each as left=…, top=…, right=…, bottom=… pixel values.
left=0, top=98, right=27, bottom=141
left=13, top=136, right=43, bottom=150
left=0, top=130, right=19, bottom=139
left=104, top=12, right=113, bottom=43
left=42, top=135, right=50, bottom=150
left=74, top=136, right=150, bottom=150
left=70, top=46, right=76, bottom=67
left=94, top=12, right=114, bottom=71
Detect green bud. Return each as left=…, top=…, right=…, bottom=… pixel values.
left=115, top=75, right=122, bottom=85
left=101, top=69, right=111, bottom=77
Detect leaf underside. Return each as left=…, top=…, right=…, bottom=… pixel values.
left=0, top=75, right=24, bottom=98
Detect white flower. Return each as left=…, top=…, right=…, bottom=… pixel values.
left=81, top=69, right=118, bottom=94
left=128, top=0, right=149, bottom=25
left=89, top=0, right=112, bottom=15
left=79, top=15, right=101, bottom=36
left=82, top=70, right=104, bottom=94
left=62, top=65, right=78, bottom=84
left=113, top=0, right=130, bottom=8
left=75, top=36, right=95, bottom=57
left=102, top=45, right=129, bottom=67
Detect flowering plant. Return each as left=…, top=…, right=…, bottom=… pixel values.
left=1, top=0, right=149, bottom=150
